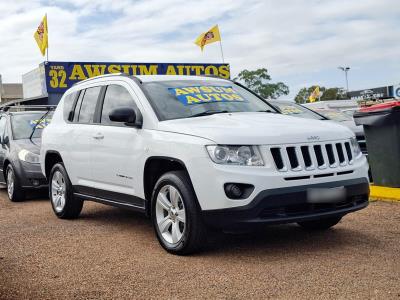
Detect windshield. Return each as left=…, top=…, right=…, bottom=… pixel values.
left=11, top=112, right=53, bottom=140
left=142, top=80, right=277, bottom=121
left=342, top=109, right=356, bottom=117
left=311, top=108, right=352, bottom=122
left=271, top=102, right=324, bottom=120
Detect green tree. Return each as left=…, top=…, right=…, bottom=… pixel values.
left=234, top=68, right=289, bottom=99
left=320, top=88, right=347, bottom=100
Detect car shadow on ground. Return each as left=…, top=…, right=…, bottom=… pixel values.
left=0, top=187, right=48, bottom=201
left=78, top=203, right=381, bottom=256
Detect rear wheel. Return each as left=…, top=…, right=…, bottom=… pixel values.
left=6, top=165, right=25, bottom=202
left=151, top=171, right=206, bottom=255
left=50, top=163, right=83, bottom=219
left=298, top=216, right=342, bottom=230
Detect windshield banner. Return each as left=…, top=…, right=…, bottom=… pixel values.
left=168, top=86, right=245, bottom=105
left=42, top=61, right=230, bottom=94
left=29, top=118, right=51, bottom=129
left=278, top=105, right=303, bottom=115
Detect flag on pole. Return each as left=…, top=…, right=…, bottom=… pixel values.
left=309, top=86, right=320, bottom=103
left=194, top=25, right=221, bottom=51
left=34, top=15, right=48, bottom=57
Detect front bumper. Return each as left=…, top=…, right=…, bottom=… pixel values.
left=202, top=178, right=369, bottom=229
left=17, top=161, right=48, bottom=189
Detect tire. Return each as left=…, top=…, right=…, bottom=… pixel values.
left=6, top=164, right=25, bottom=202
left=298, top=216, right=342, bottom=231
left=151, top=171, right=206, bottom=255
left=49, top=163, right=83, bottom=219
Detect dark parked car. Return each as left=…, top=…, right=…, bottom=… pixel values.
left=0, top=106, right=54, bottom=201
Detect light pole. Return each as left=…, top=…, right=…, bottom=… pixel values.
left=338, top=66, right=350, bottom=93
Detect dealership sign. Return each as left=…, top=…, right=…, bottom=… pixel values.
left=394, top=84, right=400, bottom=98
left=348, top=86, right=390, bottom=100
left=42, top=61, right=230, bottom=93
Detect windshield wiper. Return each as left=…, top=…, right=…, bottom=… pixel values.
left=190, top=110, right=229, bottom=118
left=29, top=110, right=51, bottom=145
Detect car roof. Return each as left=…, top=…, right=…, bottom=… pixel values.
left=136, top=75, right=228, bottom=83
left=75, top=73, right=230, bottom=86
left=1, top=111, right=50, bottom=117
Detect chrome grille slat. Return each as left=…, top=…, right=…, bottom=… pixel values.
left=331, top=144, right=340, bottom=168
left=295, top=146, right=306, bottom=170
left=319, top=144, right=329, bottom=170
left=281, top=148, right=293, bottom=171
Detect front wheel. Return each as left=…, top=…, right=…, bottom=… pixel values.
left=49, top=163, right=83, bottom=219
left=6, top=165, right=25, bottom=202
left=151, top=171, right=206, bottom=255
left=298, top=216, right=342, bottom=230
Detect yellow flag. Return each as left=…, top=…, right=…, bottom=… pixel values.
left=309, top=86, right=320, bottom=103
left=194, top=25, right=221, bottom=51
left=34, top=15, right=48, bottom=56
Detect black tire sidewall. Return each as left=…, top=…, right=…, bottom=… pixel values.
left=151, top=171, right=202, bottom=254
left=6, top=164, right=24, bottom=202
left=49, top=163, right=82, bottom=219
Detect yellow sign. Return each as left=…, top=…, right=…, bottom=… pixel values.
left=44, top=62, right=231, bottom=92
left=168, top=86, right=245, bottom=105
left=195, top=25, right=221, bottom=51
left=34, top=15, right=48, bottom=56
left=309, top=86, right=320, bottom=103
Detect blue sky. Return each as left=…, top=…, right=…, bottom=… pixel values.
left=0, top=0, right=399, bottom=99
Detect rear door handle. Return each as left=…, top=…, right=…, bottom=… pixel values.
left=93, top=133, right=104, bottom=140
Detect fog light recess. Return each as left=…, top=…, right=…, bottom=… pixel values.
left=224, top=183, right=254, bottom=200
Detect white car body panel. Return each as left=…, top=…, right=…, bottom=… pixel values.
left=41, top=75, right=369, bottom=211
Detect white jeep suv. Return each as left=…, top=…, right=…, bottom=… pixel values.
left=41, top=74, right=369, bottom=255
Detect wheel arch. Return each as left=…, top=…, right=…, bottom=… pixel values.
left=44, top=151, right=64, bottom=179
left=143, top=156, right=199, bottom=217
left=3, top=159, right=11, bottom=181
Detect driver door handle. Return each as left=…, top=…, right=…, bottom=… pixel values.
left=93, top=133, right=104, bottom=140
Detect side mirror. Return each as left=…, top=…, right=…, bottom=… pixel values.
left=109, top=107, right=142, bottom=128
left=2, top=136, right=9, bottom=145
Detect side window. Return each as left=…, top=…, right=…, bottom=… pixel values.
left=0, top=117, right=6, bottom=140
left=101, top=85, right=137, bottom=125
left=77, top=86, right=102, bottom=123
left=63, top=91, right=79, bottom=121
left=73, top=90, right=85, bottom=122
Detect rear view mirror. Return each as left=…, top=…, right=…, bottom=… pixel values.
left=109, top=107, right=142, bottom=128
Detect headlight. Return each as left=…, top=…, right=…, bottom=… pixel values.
left=206, top=145, right=264, bottom=166
left=350, top=137, right=362, bottom=158
left=18, top=149, right=40, bottom=164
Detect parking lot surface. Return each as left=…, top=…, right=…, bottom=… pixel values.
left=0, top=190, right=399, bottom=299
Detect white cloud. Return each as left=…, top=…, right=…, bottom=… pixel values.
left=0, top=0, right=398, bottom=97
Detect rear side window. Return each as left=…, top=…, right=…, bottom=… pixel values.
left=63, top=91, right=79, bottom=121
left=101, top=85, right=137, bottom=125
left=77, top=86, right=101, bottom=123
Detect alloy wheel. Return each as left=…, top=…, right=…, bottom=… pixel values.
left=7, top=168, right=14, bottom=199
left=51, top=171, right=66, bottom=212
left=155, top=185, right=186, bottom=245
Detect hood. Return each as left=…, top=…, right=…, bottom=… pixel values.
left=157, top=112, right=354, bottom=145
left=13, top=138, right=41, bottom=154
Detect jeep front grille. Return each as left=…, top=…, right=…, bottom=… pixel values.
left=270, top=141, right=354, bottom=172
